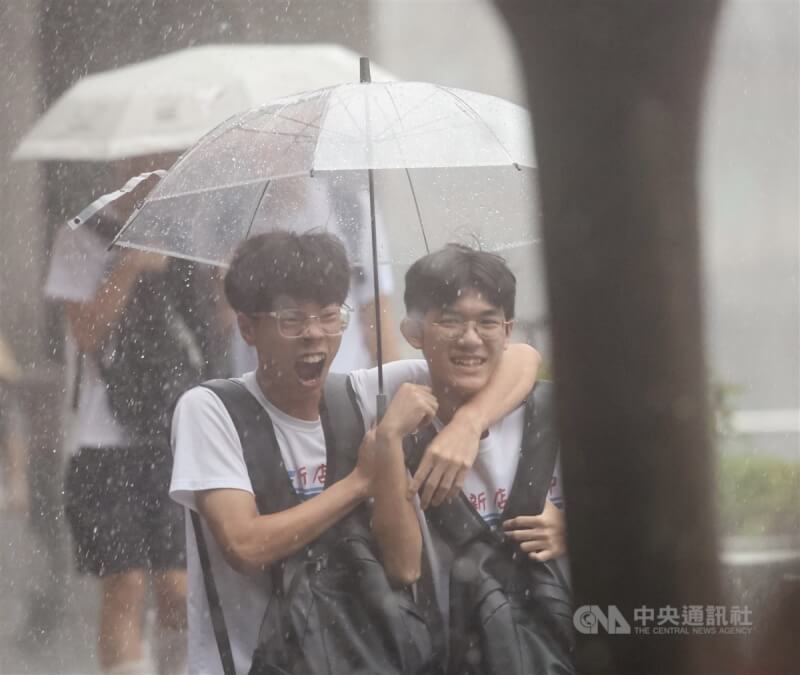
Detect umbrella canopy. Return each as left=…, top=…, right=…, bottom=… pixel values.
left=114, top=80, right=539, bottom=268
left=84, top=71, right=539, bottom=410
left=13, top=44, right=395, bottom=161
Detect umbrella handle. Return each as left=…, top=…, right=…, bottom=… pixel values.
left=376, top=393, right=387, bottom=423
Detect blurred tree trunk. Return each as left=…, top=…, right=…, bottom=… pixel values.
left=495, top=2, right=734, bottom=673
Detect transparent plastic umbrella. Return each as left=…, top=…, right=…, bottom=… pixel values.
left=112, top=60, right=539, bottom=412
left=114, top=74, right=536, bottom=264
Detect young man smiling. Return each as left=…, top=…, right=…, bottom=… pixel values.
left=353, top=244, right=569, bottom=672
left=169, top=231, right=543, bottom=675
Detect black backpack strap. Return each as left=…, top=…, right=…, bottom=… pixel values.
left=201, top=378, right=300, bottom=515
left=504, top=380, right=560, bottom=519
left=321, top=372, right=366, bottom=483
left=188, top=379, right=300, bottom=675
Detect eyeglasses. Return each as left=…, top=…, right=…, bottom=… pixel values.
left=431, top=315, right=511, bottom=341
left=250, top=305, right=351, bottom=339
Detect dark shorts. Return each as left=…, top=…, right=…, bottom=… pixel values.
left=64, top=445, right=186, bottom=577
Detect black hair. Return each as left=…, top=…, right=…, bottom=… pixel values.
left=224, top=230, right=351, bottom=314
left=404, top=244, right=516, bottom=319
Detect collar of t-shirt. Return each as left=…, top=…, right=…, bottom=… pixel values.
left=240, top=371, right=321, bottom=432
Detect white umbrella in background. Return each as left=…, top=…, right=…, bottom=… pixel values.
left=13, top=44, right=395, bottom=161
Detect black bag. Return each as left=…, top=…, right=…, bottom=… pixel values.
left=96, top=261, right=208, bottom=444
left=405, top=381, right=576, bottom=675
left=193, top=374, right=440, bottom=675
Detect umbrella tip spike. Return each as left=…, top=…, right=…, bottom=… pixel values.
left=359, top=57, right=371, bottom=83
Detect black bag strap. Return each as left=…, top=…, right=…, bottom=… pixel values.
left=201, top=379, right=300, bottom=515
left=504, top=380, right=560, bottom=519
left=405, top=381, right=560, bottom=548
left=189, top=379, right=300, bottom=675
left=321, top=372, right=366, bottom=483
left=189, top=510, right=236, bottom=675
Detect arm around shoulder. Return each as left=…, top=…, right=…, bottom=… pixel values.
left=455, top=343, right=541, bottom=431
left=409, top=344, right=541, bottom=507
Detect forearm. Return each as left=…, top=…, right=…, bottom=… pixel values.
left=200, top=473, right=368, bottom=576
left=371, top=431, right=422, bottom=585
left=66, top=261, right=142, bottom=351
left=457, top=343, right=541, bottom=431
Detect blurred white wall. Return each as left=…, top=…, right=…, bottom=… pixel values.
left=0, top=0, right=45, bottom=364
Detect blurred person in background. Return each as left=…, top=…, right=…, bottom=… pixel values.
left=43, top=154, right=204, bottom=675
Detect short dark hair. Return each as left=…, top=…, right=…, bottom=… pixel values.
left=224, top=230, right=351, bottom=314
left=404, top=244, right=516, bottom=319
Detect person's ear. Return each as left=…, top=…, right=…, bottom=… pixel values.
left=237, top=313, right=257, bottom=346
left=400, top=318, right=424, bottom=349
left=503, top=319, right=514, bottom=349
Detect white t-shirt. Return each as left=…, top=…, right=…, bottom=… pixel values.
left=43, top=227, right=130, bottom=453
left=170, top=361, right=428, bottom=675
left=349, top=362, right=564, bottom=626
left=349, top=363, right=564, bottom=520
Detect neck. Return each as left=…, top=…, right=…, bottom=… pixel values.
left=256, top=367, right=321, bottom=421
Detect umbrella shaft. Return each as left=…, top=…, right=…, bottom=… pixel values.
left=367, top=167, right=384, bottom=397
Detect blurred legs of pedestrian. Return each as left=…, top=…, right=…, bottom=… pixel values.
left=152, top=570, right=188, bottom=675
left=99, top=570, right=146, bottom=671
left=98, top=569, right=186, bottom=675
left=65, top=445, right=187, bottom=675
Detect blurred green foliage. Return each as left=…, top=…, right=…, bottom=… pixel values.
left=711, top=380, right=799, bottom=537
left=717, top=453, right=800, bottom=537
left=532, top=363, right=797, bottom=537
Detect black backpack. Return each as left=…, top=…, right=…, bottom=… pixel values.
left=191, top=374, right=441, bottom=675
left=405, top=381, right=576, bottom=675
left=96, top=260, right=212, bottom=444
